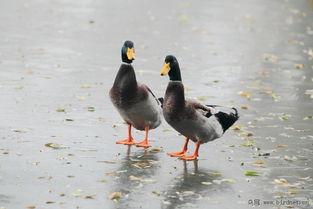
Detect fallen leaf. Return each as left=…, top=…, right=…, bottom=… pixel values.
left=289, top=190, right=298, bottom=194
left=276, top=144, right=288, bottom=148
left=238, top=91, right=252, bottom=99
left=162, top=128, right=172, bottom=132
left=87, top=106, right=95, bottom=112
left=27, top=206, right=36, bottom=209
left=279, top=114, right=291, bottom=121
left=240, top=140, right=256, bottom=147
left=284, top=155, right=297, bottom=161
left=85, top=195, right=95, bottom=199
left=97, top=160, right=116, bottom=164
left=303, top=116, right=313, bottom=120
left=274, top=179, right=297, bottom=188
left=71, top=189, right=84, bottom=197
left=241, top=106, right=248, bottom=110
left=13, top=85, right=23, bottom=89
left=129, top=176, right=142, bottom=181
left=56, top=108, right=65, bottom=112
left=97, top=178, right=107, bottom=183
left=45, top=143, right=67, bottom=149
left=295, top=64, right=304, bottom=69
left=108, top=192, right=122, bottom=200
left=261, top=71, right=270, bottom=76
left=231, top=124, right=244, bottom=131
left=208, top=172, right=222, bottom=177
left=149, top=148, right=162, bottom=153
left=46, top=201, right=55, bottom=204
left=263, top=53, right=278, bottom=62
left=65, top=118, right=74, bottom=121
left=80, top=84, right=91, bottom=88
left=244, top=171, right=260, bottom=176
left=252, top=160, right=265, bottom=167
left=201, top=182, right=212, bottom=185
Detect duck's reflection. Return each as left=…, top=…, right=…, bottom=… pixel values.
left=161, top=160, right=231, bottom=209
left=110, top=146, right=160, bottom=209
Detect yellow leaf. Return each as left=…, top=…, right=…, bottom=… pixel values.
left=238, top=91, right=252, bottom=99
left=108, top=192, right=122, bottom=200
left=276, top=144, right=288, bottom=148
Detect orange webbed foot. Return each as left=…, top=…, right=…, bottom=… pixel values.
left=167, top=151, right=186, bottom=157
left=116, top=138, right=135, bottom=145
left=180, top=154, right=198, bottom=161
left=135, top=140, right=150, bottom=148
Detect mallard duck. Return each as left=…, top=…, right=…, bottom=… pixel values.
left=109, top=40, right=162, bottom=147
left=160, top=55, right=239, bottom=160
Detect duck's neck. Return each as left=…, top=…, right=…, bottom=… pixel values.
left=164, top=81, right=185, bottom=109
left=169, top=62, right=182, bottom=82
left=113, top=63, right=137, bottom=92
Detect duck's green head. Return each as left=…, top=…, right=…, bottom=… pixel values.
left=160, top=55, right=182, bottom=81
left=121, top=40, right=135, bottom=64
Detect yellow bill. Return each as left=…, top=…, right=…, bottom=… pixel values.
left=127, top=48, right=135, bottom=60
left=160, top=63, right=170, bottom=75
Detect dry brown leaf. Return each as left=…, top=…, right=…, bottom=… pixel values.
left=231, top=124, right=244, bottom=131
left=241, top=106, right=248, bottom=110
left=295, top=64, right=304, bottom=69
left=108, top=192, right=122, bottom=200
left=238, top=91, right=252, bottom=99
left=261, top=71, right=270, bottom=76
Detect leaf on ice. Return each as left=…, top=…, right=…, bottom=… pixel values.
left=240, top=140, right=256, bottom=147
left=276, top=144, right=288, bottom=148
left=56, top=108, right=65, bottom=112
left=149, top=148, right=162, bottom=153
left=303, top=116, right=313, bottom=120
left=295, top=64, right=304, bottom=69
left=80, top=84, right=91, bottom=88
left=244, top=171, right=260, bottom=176
left=201, top=181, right=212, bottom=185
left=252, top=160, right=265, bottom=168
left=230, top=124, right=244, bottom=131
left=71, top=189, right=84, bottom=197
left=45, top=143, right=67, bottom=149
left=279, top=114, right=291, bottom=121
left=238, top=91, right=252, bottom=99
left=284, top=155, right=297, bottom=161
left=108, top=192, right=122, bottom=200
left=289, top=190, right=298, bottom=194
left=208, top=172, right=222, bottom=177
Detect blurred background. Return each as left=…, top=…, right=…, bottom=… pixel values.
left=0, top=0, right=312, bottom=209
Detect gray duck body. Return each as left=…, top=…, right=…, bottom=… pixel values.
left=109, top=63, right=162, bottom=131
left=163, top=81, right=238, bottom=144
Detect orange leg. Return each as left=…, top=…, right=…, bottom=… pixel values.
left=181, top=141, right=201, bottom=160
left=116, top=124, right=135, bottom=145
left=168, top=138, right=189, bottom=157
left=135, top=127, right=150, bottom=148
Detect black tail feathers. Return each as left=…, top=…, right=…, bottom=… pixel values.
left=215, top=107, right=239, bottom=132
